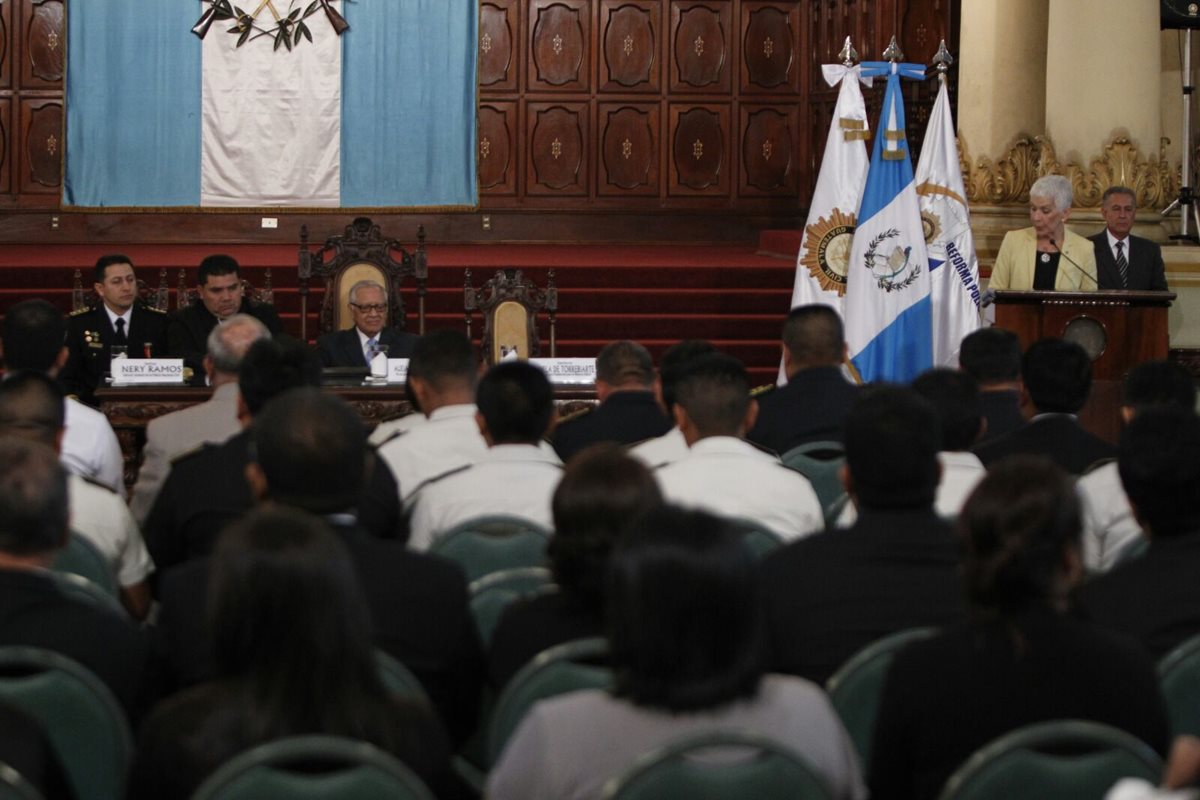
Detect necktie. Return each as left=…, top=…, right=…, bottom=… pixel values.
left=113, top=317, right=128, bottom=346
left=1115, top=240, right=1129, bottom=288
left=364, top=336, right=377, bottom=365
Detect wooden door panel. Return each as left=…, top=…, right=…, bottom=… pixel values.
left=741, top=3, right=799, bottom=93
left=600, top=1, right=660, bottom=92
left=479, top=102, right=519, bottom=195
left=19, top=96, right=60, bottom=194
left=669, top=104, right=729, bottom=195
left=529, top=1, right=591, bottom=92
left=480, top=1, right=519, bottom=91
left=527, top=102, right=588, bottom=195
left=599, top=103, right=659, bottom=195
left=740, top=105, right=797, bottom=195
left=21, top=0, right=64, bottom=89
left=670, top=1, right=730, bottom=93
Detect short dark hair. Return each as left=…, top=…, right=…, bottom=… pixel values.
left=548, top=445, right=663, bottom=609
left=198, top=254, right=240, bottom=286
left=1119, top=406, right=1200, bottom=539
left=407, top=329, right=478, bottom=393
left=959, top=328, right=1021, bottom=385
left=961, top=457, right=1080, bottom=614
left=0, top=438, right=68, bottom=556
left=1023, top=338, right=1092, bottom=414
left=1101, top=185, right=1136, bottom=206
left=673, top=353, right=750, bottom=438
left=659, top=340, right=715, bottom=412
left=595, top=341, right=655, bottom=388
left=913, top=368, right=983, bottom=451
left=845, top=385, right=940, bottom=509
left=93, top=254, right=133, bottom=284
left=238, top=338, right=322, bottom=417
left=251, top=388, right=367, bottom=515
left=607, top=506, right=762, bottom=712
left=475, top=361, right=554, bottom=444
left=782, top=305, right=844, bottom=366
left=2, top=300, right=66, bottom=373
left=1122, top=360, right=1196, bottom=414
left=0, top=372, right=65, bottom=448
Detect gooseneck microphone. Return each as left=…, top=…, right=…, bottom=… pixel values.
left=1048, top=237, right=1098, bottom=288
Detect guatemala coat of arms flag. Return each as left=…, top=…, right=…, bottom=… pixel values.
left=844, top=60, right=932, bottom=384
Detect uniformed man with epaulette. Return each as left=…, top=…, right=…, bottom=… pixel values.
left=61, top=254, right=169, bottom=407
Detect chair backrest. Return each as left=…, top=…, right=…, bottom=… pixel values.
left=825, top=626, right=937, bottom=774
left=727, top=517, right=786, bottom=559
left=1159, top=631, right=1200, bottom=737
left=373, top=650, right=432, bottom=707
left=464, top=267, right=557, bottom=363
left=936, top=720, right=1163, bottom=800
left=191, top=735, right=436, bottom=800
left=0, top=763, right=43, bottom=800
left=51, top=534, right=117, bottom=596
left=0, top=647, right=132, bottom=800
left=469, top=567, right=556, bottom=646
left=429, top=515, right=552, bottom=582
left=46, top=572, right=124, bottom=616
left=600, top=730, right=834, bottom=800
left=780, top=441, right=846, bottom=526
left=487, top=637, right=612, bottom=766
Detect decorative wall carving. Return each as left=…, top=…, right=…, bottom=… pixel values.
left=25, top=0, right=64, bottom=87
left=742, top=4, right=797, bottom=92
left=478, top=103, right=517, bottom=194
left=671, top=2, right=729, bottom=92
left=530, top=1, right=589, bottom=91
left=0, top=98, right=9, bottom=194
left=960, top=132, right=1049, bottom=206
left=600, top=103, right=659, bottom=194
left=741, top=105, right=796, bottom=194
left=21, top=98, right=60, bottom=193
left=479, top=2, right=517, bottom=90
left=671, top=104, right=727, bottom=194
left=528, top=103, right=587, bottom=194
left=601, top=2, right=659, bottom=91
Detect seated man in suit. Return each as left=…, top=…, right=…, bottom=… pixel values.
left=1089, top=185, right=1169, bottom=291
left=759, top=386, right=968, bottom=685
left=959, top=327, right=1026, bottom=444
left=748, top=304, right=860, bottom=454
left=316, top=279, right=419, bottom=368
left=61, top=254, right=169, bottom=407
left=551, top=340, right=671, bottom=462
left=974, top=337, right=1116, bottom=474
left=167, top=254, right=282, bottom=382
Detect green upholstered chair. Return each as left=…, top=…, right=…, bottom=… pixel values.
left=46, top=572, right=124, bottom=615
left=374, top=650, right=432, bottom=706
left=51, top=534, right=116, bottom=596
left=191, top=735, right=435, bottom=800
left=825, top=626, right=938, bottom=774
left=1159, top=631, right=1200, bottom=737
left=0, top=647, right=132, bottom=800
left=727, top=517, right=786, bottom=559
left=936, top=720, right=1163, bottom=800
left=468, top=566, right=556, bottom=647
left=599, top=730, right=834, bottom=800
left=429, top=515, right=551, bottom=582
left=780, top=441, right=846, bottom=527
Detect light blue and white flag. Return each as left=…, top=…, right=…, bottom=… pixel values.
left=65, top=1, right=477, bottom=209
left=844, top=60, right=931, bottom=384
left=915, top=76, right=981, bottom=368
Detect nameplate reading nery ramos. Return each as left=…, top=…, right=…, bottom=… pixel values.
left=111, top=359, right=186, bottom=385
left=529, top=358, right=596, bottom=384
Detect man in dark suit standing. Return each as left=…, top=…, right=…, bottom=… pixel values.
left=167, top=254, right=283, bottom=383
left=748, top=304, right=860, bottom=454
left=61, top=254, right=169, bottom=407
left=1089, top=186, right=1168, bottom=291
left=316, top=279, right=419, bottom=368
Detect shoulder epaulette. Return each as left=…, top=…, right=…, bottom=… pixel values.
left=142, top=306, right=168, bottom=315
left=68, top=307, right=92, bottom=317
left=80, top=475, right=118, bottom=494
left=747, top=440, right=783, bottom=459
left=556, top=406, right=593, bottom=425
left=750, top=383, right=777, bottom=398
left=408, top=463, right=473, bottom=497
left=374, top=429, right=407, bottom=448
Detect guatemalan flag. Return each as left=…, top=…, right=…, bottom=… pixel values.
left=844, top=59, right=932, bottom=384
left=915, top=74, right=982, bottom=367
left=64, top=1, right=477, bottom=209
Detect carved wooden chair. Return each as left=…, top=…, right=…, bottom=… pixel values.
left=71, top=268, right=171, bottom=313
left=176, top=269, right=274, bottom=311
left=296, top=217, right=428, bottom=341
left=464, top=268, right=557, bottom=364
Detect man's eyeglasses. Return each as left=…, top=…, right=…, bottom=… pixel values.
left=350, top=303, right=387, bottom=313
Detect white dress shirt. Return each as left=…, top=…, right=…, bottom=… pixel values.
left=68, top=474, right=153, bottom=587
left=627, top=426, right=689, bottom=469
left=62, top=397, right=126, bottom=498
left=377, top=404, right=489, bottom=503
left=1077, top=460, right=1144, bottom=573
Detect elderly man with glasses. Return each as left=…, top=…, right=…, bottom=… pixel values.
left=316, top=279, right=420, bottom=368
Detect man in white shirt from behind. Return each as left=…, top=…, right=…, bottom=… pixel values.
left=407, top=361, right=563, bottom=551
left=129, top=314, right=269, bottom=524
left=628, top=339, right=715, bottom=469
left=1078, top=360, right=1198, bottom=573
left=654, top=352, right=822, bottom=541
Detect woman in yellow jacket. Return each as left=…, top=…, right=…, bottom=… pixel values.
left=989, top=174, right=1098, bottom=291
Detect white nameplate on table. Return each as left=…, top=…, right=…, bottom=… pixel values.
left=385, top=358, right=410, bottom=384
left=529, top=358, right=596, bottom=384
left=111, top=358, right=186, bottom=386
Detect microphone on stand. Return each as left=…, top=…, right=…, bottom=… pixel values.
left=1048, top=237, right=1097, bottom=288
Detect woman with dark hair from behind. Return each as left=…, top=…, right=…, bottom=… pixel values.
left=869, top=457, right=1170, bottom=800
left=128, top=507, right=454, bottom=798
left=487, top=444, right=663, bottom=689
left=487, top=505, right=866, bottom=800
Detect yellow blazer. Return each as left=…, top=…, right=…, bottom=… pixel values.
left=989, top=226, right=1098, bottom=291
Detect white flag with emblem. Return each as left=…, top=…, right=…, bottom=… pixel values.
left=915, top=77, right=982, bottom=367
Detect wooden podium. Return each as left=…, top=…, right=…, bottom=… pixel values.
left=992, top=290, right=1175, bottom=443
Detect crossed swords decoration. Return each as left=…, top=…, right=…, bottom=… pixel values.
left=193, top=0, right=348, bottom=51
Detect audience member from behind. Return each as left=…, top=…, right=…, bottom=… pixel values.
left=748, top=304, right=861, bottom=454
left=488, top=445, right=663, bottom=689
left=959, top=327, right=1025, bottom=444
left=129, top=508, right=454, bottom=799
left=551, top=340, right=671, bottom=462
left=377, top=329, right=485, bottom=503
left=1076, top=360, right=1197, bottom=573
left=869, top=458, right=1169, bottom=800
left=0, top=437, right=150, bottom=716
left=1077, top=407, right=1200, bottom=659
left=129, top=314, right=269, bottom=524
left=974, top=337, right=1115, bottom=473
left=0, top=372, right=153, bottom=619
left=488, top=506, right=866, bottom=800
left=655, top=352, right=823, bottom=540
left=407, top=361, right=562, bottom=550
left=760, top=386, right=966, bottom=685
left=627, top=339, right=715, bottom=468
left=2, top=299, right=125, bottom=496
